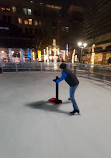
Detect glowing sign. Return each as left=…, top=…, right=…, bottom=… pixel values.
left=38, top=50, right=41, bottom=61
left=27, top=49, right=31, bottom=59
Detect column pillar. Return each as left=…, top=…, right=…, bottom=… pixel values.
left=20, top=48, right=24, bottom=63
left=9, top=48, right=13, bottom=63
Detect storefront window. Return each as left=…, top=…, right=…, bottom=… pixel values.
left=0, top=49, right=9, bottom=62
left=94, top=53, right=103, bottom=64
left=12, top=6, right=16, bottom=12
left=12, top=50, right=20, bottom=63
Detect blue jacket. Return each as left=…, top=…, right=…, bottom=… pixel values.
left=56, top=69, right=79, bottom=87
left=56, top=71, right=67, bottom=83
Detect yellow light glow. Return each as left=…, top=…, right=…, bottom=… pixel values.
left=28, top=19, right=32, bottom=25
left=62, top=50, right=65, bottom=61
left=72, top=49, right=75, bottom=63
left=49, top=56, right=53, bottom=59
left=1, top=7, right=5, bottom=11
left=24, top=20, right=28, bottom=25
left=44, top=49, right=46, bottom=62
left=53, top=56, right=57, bottom=70
left=12, top=51, right=14, bottom=55
left=83, top=43, right=87, bottom=47
left=49, top=47, right=51, bottom=55
left=53, top=39, right=56, bottom=47
left=91, top=44, right=95, bottom=67
left=75, top=55, right=77, bottom=61
left=46, top=47, right=49, bottom=63
left=46, top=4, right=61, bottom=10
left=78, top=42, right=82, bottom=47
left=57, top=48, right=59, bottom=55
left=12, top=6, right=16, bottom=12
left=33, top=52, right=35, bottom=61
left=44, top=55, right=48, bottom=60
left=6, top=8, right=10, bottom=11
left=54, top=48, right=56, bottom=56
left=18, top=18, right=22, bottom=24
left=91, top=53, right=95, bottom=66
left=38, top=50, right=41, bottom=61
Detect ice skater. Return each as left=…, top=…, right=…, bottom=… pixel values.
left=53, top=63, right=80, bottom=115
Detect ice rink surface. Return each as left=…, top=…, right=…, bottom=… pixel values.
left=0, top=72, right=111, bottom=158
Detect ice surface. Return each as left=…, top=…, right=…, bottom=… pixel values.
left=0, top=72, right=111, bottom=158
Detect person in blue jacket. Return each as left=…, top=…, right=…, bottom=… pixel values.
left=53, top=63, right=80, bottom=115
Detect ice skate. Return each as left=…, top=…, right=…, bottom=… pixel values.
left=70, top=109, right=80, bottom=115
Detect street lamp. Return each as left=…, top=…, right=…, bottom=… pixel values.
left=77, top=42, right=87, bottom=63
left=78, top=42, right=82, bottom=47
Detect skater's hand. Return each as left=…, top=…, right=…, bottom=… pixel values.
left=53, top=79, right=57, bottom=82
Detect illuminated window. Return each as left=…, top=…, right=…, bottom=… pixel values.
left=12, top=6, right=16, bottom=12
left=28, top=19, right=32, bottom=25
left=6, top=8, right=10, bottom=11
left=28, top=9, right=31, bottom=15
left=18, top=18, right=22, bottom=24
left=1, top=7, right=5, bottom=11
left=24, top=20, right=28, bottom=24
left=46, top=4, right=62, bottom=10
left=0, top=7, right=10, bottom=12
left=34, top=21, right=38, bottom=26
left=23, top=8, right=31, bottom=15
left=65, top=27, right=69, bottom=32
left=23, top=8, right=27, bottom=14
left=62, top=27, right=69, bottom=32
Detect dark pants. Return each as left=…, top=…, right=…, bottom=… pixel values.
left=70, top=85, right=79, bottom=111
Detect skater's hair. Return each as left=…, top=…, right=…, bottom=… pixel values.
left=60, top=63, right=66, bottom=69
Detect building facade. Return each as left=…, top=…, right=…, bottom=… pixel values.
left=0, top=0, right=85, bottom=63
left=82, top=0, right=111, bottom=65
left=0, top=0, right=62, bottom=63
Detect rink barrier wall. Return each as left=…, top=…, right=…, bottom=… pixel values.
left=0, top=62, right=111, bottom=84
